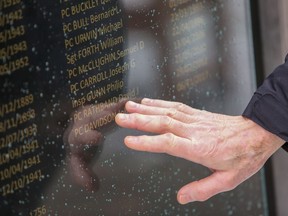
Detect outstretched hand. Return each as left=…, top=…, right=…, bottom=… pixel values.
left=115, top=98, right=284, bottom=204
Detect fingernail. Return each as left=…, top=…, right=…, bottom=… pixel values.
left=142, top=98, right=152, bottom=104
left=117, top=113, right=127, bottom=121
left=127, top=101, right=138, bottom=108
left=125, top=136, right=138, bottom=144
left=179, top=194, right=193, bottom=204
left=179, top=194, right=188, bottom=204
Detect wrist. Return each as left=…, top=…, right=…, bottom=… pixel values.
left=242, top=116, right=285, bottom=158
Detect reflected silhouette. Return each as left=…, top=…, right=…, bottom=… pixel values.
left=63, top=98, right=134, bottom=191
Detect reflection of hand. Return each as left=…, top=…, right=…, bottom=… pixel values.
left=64, top=100, right=127, bottom=191
left=115, top=98, right=285, bottom=204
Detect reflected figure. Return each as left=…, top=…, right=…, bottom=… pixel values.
left=63, top=99, right=131, bottom=191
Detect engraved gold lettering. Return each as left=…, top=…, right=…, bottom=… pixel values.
left=176, top=70, right=209, bottom=91
left=0, top=0, right=21, bottom=10
left=0, top=94, right=34, bottom=118
left=0, top=9, right=23, bottom=27
left=98, top=18, right=123, bottom=36
left=0, top=25, right=25, bottom=43
left=29, top=205, right=47, bottom=216
left=74, top=112, right=117, bottom=136
left=1, top=169, right=43, bottom=196
left=90, top=5, right=120, bottom=24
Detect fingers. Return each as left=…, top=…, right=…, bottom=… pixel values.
left=123, top=133, right=204, bottom=164
left=177, top=171, right=237, bottom=204
left=124, top=101, right=193, bottom=123
left=115, top=113, right=191, bottom=138
left=125, top=99, right=214, bottom=123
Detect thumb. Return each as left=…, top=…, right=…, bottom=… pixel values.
left=177, top=171, right=237, bottom=204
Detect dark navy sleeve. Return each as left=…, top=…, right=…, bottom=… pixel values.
left=243, top=54, right=288, bottom=150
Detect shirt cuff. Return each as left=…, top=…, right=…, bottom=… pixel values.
left=243, top=93, right=288, bottom=150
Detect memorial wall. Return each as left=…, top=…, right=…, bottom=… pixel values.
left=0, top=0, right=268, bottom=215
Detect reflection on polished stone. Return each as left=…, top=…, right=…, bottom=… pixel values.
left=64, top=99, right=129, bottom=191
left=0, top=0, right=268, bottom=215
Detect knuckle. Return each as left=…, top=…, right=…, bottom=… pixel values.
left=166, top=108, right=178, bottom=118
left=175, top=102, right=193, bottom=114
left=195, top=187, right=210, bottom=202
left=205, top=143, right=218, bottom=158
left=131, top=114, right=147, bottom=129
left=160, top=115, right=173, bottom=129
left=164, top=133, right=177, bottom=148
left=129, top=113, right=137, bottom=124
left=175, top=102, right=185, bottom=111
left=132, top=113, right=143, bottom=122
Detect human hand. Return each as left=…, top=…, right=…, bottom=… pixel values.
left=115, top=98, right=285, bottom=204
